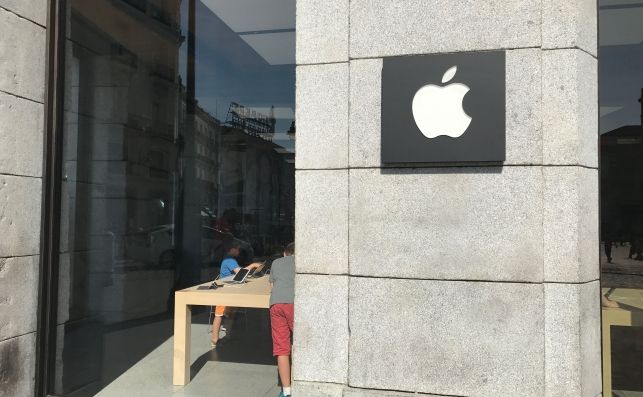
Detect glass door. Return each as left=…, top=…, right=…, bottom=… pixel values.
left=600, top=1, right=643, bottom=395
left=49, top=1, right=295, bottom=395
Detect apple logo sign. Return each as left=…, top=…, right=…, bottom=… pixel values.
left=411, top=66, right=472, bottom=139
left=380, top=51, right=505, bottom=164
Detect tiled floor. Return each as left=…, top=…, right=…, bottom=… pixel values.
left=87, top=310, right=279, bottom=397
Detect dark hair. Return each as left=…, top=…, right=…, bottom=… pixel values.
left=284, top=242, right=295, bottom=255
left=225, top=239, right=242, bottom=253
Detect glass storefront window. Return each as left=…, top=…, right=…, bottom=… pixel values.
left=51, top=1, right=295, bottom=395
left=600, top=1, right=643, bottom=395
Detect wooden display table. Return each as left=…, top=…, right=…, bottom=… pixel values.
left=173, top=276, right=271, bottom=385
left=601, top=288, right=643, bottom=396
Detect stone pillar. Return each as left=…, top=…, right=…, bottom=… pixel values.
left=0, top=1, right=47, bottom=396
left=293, top=1, right=600, bottom=396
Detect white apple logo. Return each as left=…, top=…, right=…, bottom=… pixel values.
left=411, top=66, right=472, bottom=139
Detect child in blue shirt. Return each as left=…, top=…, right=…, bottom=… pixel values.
left=210, top=240, right=262, bottom=347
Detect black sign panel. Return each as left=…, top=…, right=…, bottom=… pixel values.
left=381, top=51, right=506, bottom=164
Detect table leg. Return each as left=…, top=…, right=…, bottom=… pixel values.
left=173, top=298, right=192, bottom=385
left=602, top=316, right=612, bottom=396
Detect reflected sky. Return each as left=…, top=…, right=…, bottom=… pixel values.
left=599, top=2, right=643, bottom=134
left=179, top=0, right=296, bottom=150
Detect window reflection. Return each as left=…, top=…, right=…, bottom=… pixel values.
left=54, top=0, right=295, bottom=395
left=600, top=1, right=643, bottom=395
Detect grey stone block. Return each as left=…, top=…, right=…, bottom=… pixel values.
left=542, top=49, right=598, bottom=167
left=0, top=332, right=36, bottom=397
left=349, top=58, right=382, bottom=168
left=349, top=167, right=543, bottom=282
left=293, top=274, right=348, bottom=384
left=349, top=0, right=540, bottom=58
left=296, top=63, right=349, bottom=169
left=293, top=381, right=345, bottom=397
left=505, top=48, right=542, bottom=165
left=296, top=0, right=348, bottom=64
left=348, top=50, right=541, bottom=167
left=0, top=175, right=42, bottom=257
left=0, top=256, right=38, bottom=341
left=0, top=91, right=44, bottom=177
left=544, top=281, right=601, bottom=397
left=295, top=170, right=348, bottom=274
left=544, top=166, right=599, bottom=283
left=543, top=0, right=597, bottom=56
left=349, top=278, right=544, bottom=396
left=0, top=8, right=46, bottom=102
left=0, top=0, right=47, bottom=26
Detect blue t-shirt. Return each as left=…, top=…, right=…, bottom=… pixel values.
left=220, top=255, right=239, bottom=278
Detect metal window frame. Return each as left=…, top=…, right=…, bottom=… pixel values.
left=35, top=0, right=66, bottom=395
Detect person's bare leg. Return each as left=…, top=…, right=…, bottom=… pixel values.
left=211, top=315, right=223, bottom=345
left=277, top=355, right=291, bottom=393
left=602, top=294, right=619, bottom=308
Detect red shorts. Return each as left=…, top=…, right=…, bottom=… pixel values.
left=270, top=303, right=294, bottom=356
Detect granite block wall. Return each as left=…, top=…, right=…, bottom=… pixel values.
left=293, top=0, right=600, bottom=396
left=0, top=2, right=46, bottom=396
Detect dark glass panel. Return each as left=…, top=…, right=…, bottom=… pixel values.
left=599, top=1, right=643, bottom=395
left=52, top=1, right=295, bottom=395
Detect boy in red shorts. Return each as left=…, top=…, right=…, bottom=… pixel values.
left=269, top=242, right=295, bottom=397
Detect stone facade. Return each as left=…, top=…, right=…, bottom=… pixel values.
left=293, top=1, right=600, bottom=396
left=0, top=1, right=46, bottom=396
